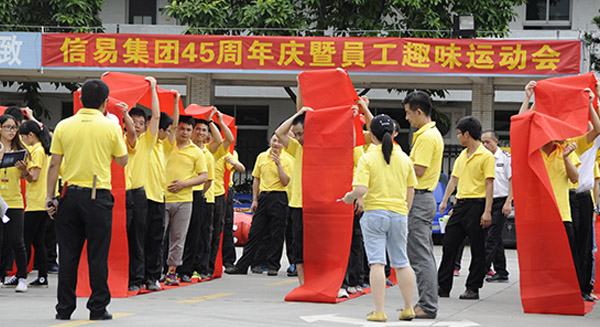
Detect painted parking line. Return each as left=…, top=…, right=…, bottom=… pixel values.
left=265, top=279, right=298, bottom=287
left=49, top=313, right=135, bottom=327
left=178, top=292, right=235, bottom=303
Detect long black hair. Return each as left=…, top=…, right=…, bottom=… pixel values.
left=0, top=114, right=25, bottom=151
left=370, top=114, right=395, bottom=164
left=19, top=120, right=51, bottom=155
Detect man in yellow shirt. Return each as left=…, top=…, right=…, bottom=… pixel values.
left=275, top=106, right=311, bottom=284
left=226, top=134, right=292, bottom=275
left=143, top=110, right=175, bottom=291
left=123, top=77, right=160, bottom=292
left=437, top=116, right=494, bottom=300
left=46, top=79, right=128, bottom=321
left=404, top=91, right=444, bottom=318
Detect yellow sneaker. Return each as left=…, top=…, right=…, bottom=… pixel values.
left=366, top=310, right=387, bottom=322
left=399, top=307, right=415, bottom=321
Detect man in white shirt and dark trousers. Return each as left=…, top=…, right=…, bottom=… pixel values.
left=481, top=131, right=512, bottom=282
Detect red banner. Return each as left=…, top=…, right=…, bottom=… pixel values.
left=42, top=33, right=581, bottom=76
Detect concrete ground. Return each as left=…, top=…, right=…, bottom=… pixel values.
left=1, top=246, right=598, bottom=327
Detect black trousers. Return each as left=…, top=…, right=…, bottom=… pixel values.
left=284, top=205, right=296, bottom=265
left=438, top=199, right=486, bottom=293
left=289, top=207, right=304, bottom=264
left=1, top=208, right=27, bottom=279
left=144, top=199, right=165, bottom=283
left=126, top=187, right=148, bottom=287
left=45, top=214, right=58, bottom=268
left=208, top=194, right=226, bottom=274
left=24, top=210, right=49, bottom=278
left=197, top=200, right=214, bottom=275
left=55, top=187, right=113, bottom=317
left=235, top=192, right=288, bottom=271
left=179, top=191, right=205, bottom=276
left=344, top=210, right=364, bottom=287
left=572, top=191, right=594, bottom=294
left=484, top=197, right=509, bottom=277
left=221, top=188, right=236, bottom=267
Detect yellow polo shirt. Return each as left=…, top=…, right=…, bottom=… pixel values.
left=285, top=138, right=303, bottom=208
left=0, top=164, right=24, bottom=209
left=165, top=139, right=207, bottom=203
left=410, top=122, right=444, bottom=191
left=193, top=146, right=215, bottom=203
left=211, top=145, right=229, bottom=197
left=145, top=139, right=166, bottom=203
left=353, top=146, right=364, bottom=176
left=25, top=142, right=48, bottom=211
left=51, top=108, right=127, bottom=190
left=252, top=149, right=293, bottom=192
left=542, top=144, right=578, bottom=222
left=125, top=130, right=157, bottom=190
left=353, top=145, right=417, bottom=215
left=452, top=144, right=495, bottom=199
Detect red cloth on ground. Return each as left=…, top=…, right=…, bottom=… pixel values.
left=284, top=105, right=354, bottom=303
left=534, top=72, right=598, bottom=134
left=510, top=110, right=592, bottom=315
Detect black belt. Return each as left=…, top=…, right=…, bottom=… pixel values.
left=67, top=185, right=93, bottom=191
left=414, top=189, right=431, bottom=194
left=456, top=198, right=485, bottom=204
left=260, top=191, right=286, bottom=194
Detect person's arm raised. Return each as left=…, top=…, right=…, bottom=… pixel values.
left=518, top=81, right=536, bottom=114
left=168, top=91, right=180, bottom=145
left=275, top=107, right=312, bottom=148
left=119, top=102, right=136, bottom=148
left=146, top=76, right=160, bottom=136
left=585, top=85, right=600, bottom=143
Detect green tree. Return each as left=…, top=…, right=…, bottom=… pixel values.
left=584, top=9, right=600, bottom=72
left=165, top=0, right=524, bottom=134
left=0, top=0, right=103, bottom=119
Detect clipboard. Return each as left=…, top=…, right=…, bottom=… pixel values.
left=0, top=149, right=27, bottom=168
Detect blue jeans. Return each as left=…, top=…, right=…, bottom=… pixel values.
left=360, top=209, right=409, bottom=268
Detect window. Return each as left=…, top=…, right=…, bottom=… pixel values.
left=62, top=101, right=74, bottom=119
left=129, top=0, right=156, bottom=24
left=524, top=0, right=570, bottom=29
left=493, top=109, right=518, bottom=145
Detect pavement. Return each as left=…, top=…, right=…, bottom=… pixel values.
left=1, top=246, right=598, bottom=327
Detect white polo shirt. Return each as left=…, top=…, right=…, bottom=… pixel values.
left=493, top=147, right=511, bottom=198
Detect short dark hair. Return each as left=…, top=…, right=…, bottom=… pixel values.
left=195, top=118, right=209, bottom=128
left=456, top=116, right=482, bottom=141
left=179, top=115, right=195, bottom=127
left=5, top=107, right=24, bottom=122
left=81, top=79, right=109, bottom=109
left=292, top=113, right=305, bottom=127
left=482, top=130, right=498, bottom=141
left=402, top=91, right=432, bottom=117
left=129, top=107, right=148, bottom=122
left=159, top=112, right=173, bottom=131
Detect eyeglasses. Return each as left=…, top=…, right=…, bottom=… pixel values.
left=1, top=125, right=16, bottom=131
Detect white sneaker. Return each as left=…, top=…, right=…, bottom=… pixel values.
left=347, top=286, right=358, bottom=294
left=356, top=285, right=363, bottom=293
left=15, top=278, right=28, bottom=293
left=337, top=288, right=349, bottom=298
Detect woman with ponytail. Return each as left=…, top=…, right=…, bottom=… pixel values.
left=16, top=120, right=52, bottom=288
left=0, top=114, right=28, bottom=292
left=343, top=114, right=417, bottom=322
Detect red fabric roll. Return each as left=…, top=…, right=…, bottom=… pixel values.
left=510, top=110, right=590, bottom=315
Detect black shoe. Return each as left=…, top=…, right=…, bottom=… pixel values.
left=180, top=275, right=192, bottom=283
left=48, top=265, right=59, bottom=274
left=438, top=287, right=449, bottom=298
left=267, top=269, right=278, bottom=276
left=90, top=311, right=113, bottom=320
left=128, top=285, right=140, bottom=291
left=225, top=266, right=247, bottom=275
left=582, top=292, right=595, bottom=302
left=286, top=264, right=296, bottom=274
left=29, top=276, right=49, bottom=288
left=287, top=269, right=298, bottom=277
left=55, top=313, right=70, bottom=320
left=459, top=289, right=479, bottom=300
left=485, top=274, right=509, bottom=283
left=251, top=266, right=263, bottom=274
